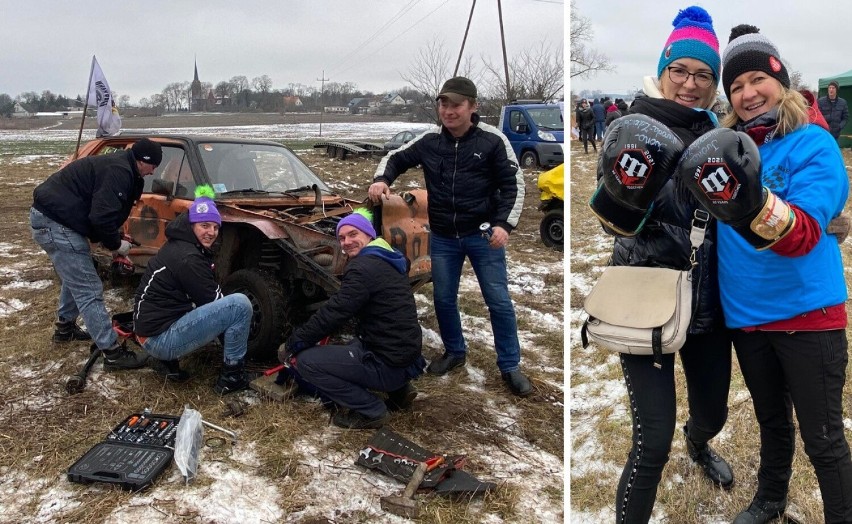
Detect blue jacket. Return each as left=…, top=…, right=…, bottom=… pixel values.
left=717, top=124, right=848, bottom=328
left=592, top=101, right=606, bottom=123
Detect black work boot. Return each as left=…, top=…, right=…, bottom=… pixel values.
left=426, top=353, right=466, bottom=376
left=102, top=343, right=149, bottom=371
left=150, top=359, right=191, bottom=382
left=732, top=495, right=787, bottom=524
left=684, top=425, right=734, bottom=489
left=386, top=382, right=417, bottom=411
left=53, top=321, right=92, bottom=342
left=501, top=369, right=533, bottom=397
left=332, top=409, right=388, bottom=429
left=213, top=361, right=250, bottom=395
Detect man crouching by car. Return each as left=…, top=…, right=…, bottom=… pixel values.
left=133, top=186, right=253, bottom=394
left=280, top=208, right=426, bottom=429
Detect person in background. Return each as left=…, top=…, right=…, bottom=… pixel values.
left=604, top=100, right=622, bottom=130
left=133, top=186, right=253, bottom=394
left=592, top=97, right=607, bottom=140
left=818, top=80, right=848, bottom=144
left=30, top=138, right=161, bottom=371
left=700, top=24, right=852, bottom=524
left=281, top=209, right=425, bottom=429
left=368, top=76, right=532, bottom=397
left=576, top=99, right=597, bottom=153
left=589, top=7, right=735, bottom=522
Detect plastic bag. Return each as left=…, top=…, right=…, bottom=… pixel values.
left=174, top=405, right=204, bottom=484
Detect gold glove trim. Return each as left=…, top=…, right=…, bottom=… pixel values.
left=750, top=191, right=795, bottom=245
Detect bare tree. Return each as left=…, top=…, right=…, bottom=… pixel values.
left=482, top=40, right=564, bottom=103
left=230, top=75, right=250, bottom=107
left=401, top=41, right=482, bottom=122
left=570, top=0, right=613, bottom=79
left=252, top=75, right=272, bottom=94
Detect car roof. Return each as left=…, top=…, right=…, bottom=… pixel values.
left=105, top=132, right=287, bottom=148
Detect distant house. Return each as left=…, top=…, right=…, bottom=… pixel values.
left=283, top=96, right=303, bottom=109
left=347, top=97, right=370, bottom=114
left=381, top=93, right=406, bottom=106
left=12, top=102, right=32, bottom=118
left=324, top=106, right=348, bottom=113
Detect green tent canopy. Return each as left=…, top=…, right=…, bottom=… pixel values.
left=818, top=70, right=852, bottom=147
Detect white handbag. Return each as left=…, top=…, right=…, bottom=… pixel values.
left=581, top=211, right=708, bottom=368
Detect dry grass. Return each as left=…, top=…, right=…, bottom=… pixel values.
left=569, top=139, right=852, bottom=522
left=0, top=131, right=563, bottom=523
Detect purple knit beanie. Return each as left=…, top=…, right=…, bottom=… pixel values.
left=189, top=185, right=221, bottom=225
left=336, top=208, right=376, bottom=239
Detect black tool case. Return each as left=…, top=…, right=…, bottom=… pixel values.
left=68, top=412, right=180, bottom=491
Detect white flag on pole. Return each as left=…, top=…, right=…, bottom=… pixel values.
left=87, top=56, right=121, bottom=137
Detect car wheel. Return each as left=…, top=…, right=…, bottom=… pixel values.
left=540, top=209, right=564, bottom=251
left=520, top=151, right=539, bottom=169
left=222, top=268, right=290, bottom=361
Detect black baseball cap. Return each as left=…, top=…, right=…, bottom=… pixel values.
left=436, top=76, right=477, bottom=102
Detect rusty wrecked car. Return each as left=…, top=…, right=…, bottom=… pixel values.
left=70, top=133, right=431, bottom=360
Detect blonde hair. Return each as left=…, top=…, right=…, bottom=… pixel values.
left=722, top=84, right=809, bottom=136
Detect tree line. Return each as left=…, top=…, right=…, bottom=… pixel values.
left=1, top=39, right=564, bottom=119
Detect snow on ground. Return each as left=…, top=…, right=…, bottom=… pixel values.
left=0, top=123, right=565, bottom=523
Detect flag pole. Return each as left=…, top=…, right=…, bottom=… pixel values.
left=73, top=56, right=96, bottom=160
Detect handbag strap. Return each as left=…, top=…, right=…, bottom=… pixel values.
left=687, top=209, right=710, bottom=270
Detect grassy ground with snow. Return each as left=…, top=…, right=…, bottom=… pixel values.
left=0, top=120, right=564, bottom=524
left=569, top=139, right=852, bottom=523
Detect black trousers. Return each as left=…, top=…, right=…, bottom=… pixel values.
left=580, top=127, right=596, bottom=153
left=615, top=329, right=732, bottom=523
left=734, top=329, right=852, bottom=523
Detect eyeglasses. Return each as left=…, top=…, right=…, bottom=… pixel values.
left=666, top=66, right=715, bottom=88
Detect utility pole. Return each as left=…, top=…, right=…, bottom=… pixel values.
left=497, top=0, right=512, bottom=102
left=317, top=70, right=329, bottom=137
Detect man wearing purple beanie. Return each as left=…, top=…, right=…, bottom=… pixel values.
left=280, top=208, right=425, bottom=429
left=133, top=186, right=253, bottom=394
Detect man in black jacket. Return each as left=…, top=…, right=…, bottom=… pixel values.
left=281, top=209, right=425, bottom=429
left=368, top=76, right=532, bottom=397
left=30, top=138, right=161, bottom=370
left=133, top=187, right=253, bottom=394
left=818, top=80, right=849, bottom=144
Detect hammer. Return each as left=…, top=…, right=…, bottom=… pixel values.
left=380, top=461, right=427, bottom=518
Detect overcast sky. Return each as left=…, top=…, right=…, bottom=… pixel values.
left=0, top=0, right=565, bottom=104
left=571, top=0, right=851, bottom=99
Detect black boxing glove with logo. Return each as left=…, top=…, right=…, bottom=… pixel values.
left=676, top=127, right=794, bottom=249
left=589, top=114, right=685, bottom=235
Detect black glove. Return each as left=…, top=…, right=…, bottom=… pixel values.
left=277, top=334, right=310, bottom=364
left=677, top=127, right=794, bottom=249
left=589, top=114, right=685, bottom=235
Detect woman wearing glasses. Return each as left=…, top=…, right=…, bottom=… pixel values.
left=599, top=6, right=734, bottom=522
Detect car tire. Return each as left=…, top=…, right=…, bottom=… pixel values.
left=540, top=209, right=564, bottom=251
left=222, top=268, right=290, bottom=361
left=520, top=151, right=539, bottom=169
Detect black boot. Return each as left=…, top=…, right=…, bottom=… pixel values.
left=102, top=343, right=149, bottom=371
left=149, top=358, right=191, bottom=382
left=684, top=425, right=734, bottom=489
left=386, top=382, right=417, bottom=411
left=214, top=360, right=250, bottom=395
left=53, top=321, right=92, bottom=342
left=332, top=409, right=388, bottom=429
left=426, top=353, right=466, bottom=375
left=502, top=369, right=533, bottom=397
left=732, top=495, right=787, bottom=524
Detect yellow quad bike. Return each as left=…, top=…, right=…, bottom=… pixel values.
left=537, top=163, right=564, bottom=251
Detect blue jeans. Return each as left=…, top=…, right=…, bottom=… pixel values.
left=30, top=207, right=117, bottom=350
left=295, top=339, right=424, bottom=418
left=430, top=232, right=521, bottom=372
left=141, top=293, right=252, bottom=365
left=595, top=120, right=606, bottom=141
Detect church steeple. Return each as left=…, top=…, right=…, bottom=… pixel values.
left=190, top=56, right=203, bottom=111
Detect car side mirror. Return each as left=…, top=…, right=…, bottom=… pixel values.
left=151, top=178, right=174, bottom=197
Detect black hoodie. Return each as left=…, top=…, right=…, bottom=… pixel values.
left=133, top=212, right=222, bottom=337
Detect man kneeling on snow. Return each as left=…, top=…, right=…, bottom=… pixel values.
left=280, top=208, right=425, bottom=429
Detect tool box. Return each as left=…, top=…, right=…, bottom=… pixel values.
left=68, top=410, right=180, bottom=491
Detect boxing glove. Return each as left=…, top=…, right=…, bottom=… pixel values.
left=676, top=127, right=794, bottom=249
left=589, top=114, right=685, bottom=235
